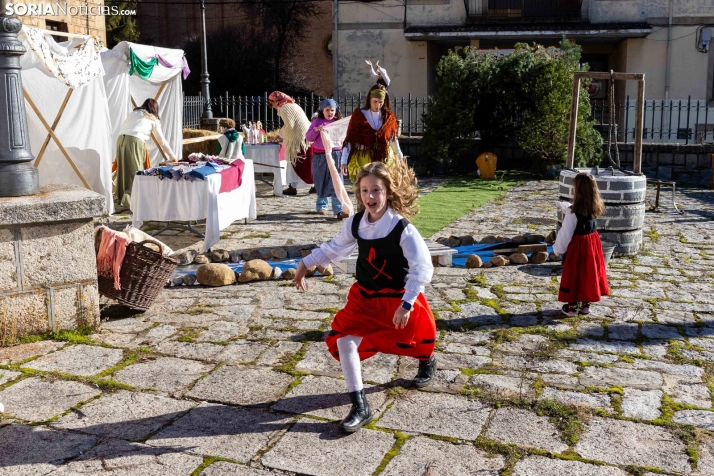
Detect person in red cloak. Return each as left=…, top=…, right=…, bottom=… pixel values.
left=553, top=172, right=610, bottom=316
left=294, top=160, right=436, bottom=433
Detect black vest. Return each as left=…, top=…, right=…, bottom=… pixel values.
left=574, top=213, right=597, bottom=235
left=351, top=211, right=409, bottom=292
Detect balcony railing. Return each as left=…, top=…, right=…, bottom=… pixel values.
left=465, top=0, right=581, bottom=19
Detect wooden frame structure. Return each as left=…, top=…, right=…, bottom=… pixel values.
left=566, top=71, right=645, bottom=174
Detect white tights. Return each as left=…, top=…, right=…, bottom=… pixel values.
left=336, top=335, right=363, bottom=392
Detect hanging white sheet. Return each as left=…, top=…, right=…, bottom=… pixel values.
left=101, top=42, right=185, bottom=168
left=20, top=27, right=114, bottom=214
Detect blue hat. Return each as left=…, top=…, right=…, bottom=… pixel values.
left=319, top=98, right=338, bottom=111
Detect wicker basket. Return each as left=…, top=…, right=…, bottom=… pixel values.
left=98, top=240, right=179, bottom=311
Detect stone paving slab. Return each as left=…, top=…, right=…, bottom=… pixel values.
left=672, top=410, right=714, bottom=430
left=49, top=438, right=203, bottom=475
left=540, top=388, right=612, bottom=411
left=575, top=417, right=691, bottom=473
left=0, top=369, right=21, bottom=385
left=113, top=357, right=214, bottom=394
left=52, top=390, right=195, bottom=440
left=512, top=456, right=628, bottom=476
left=377, top=391, right=491, bottom=440
left=152, top=340, right=225, bottom=361
left=272, top=375, right=388, bottom=421
left=622, top=388, right=663, bottom=420
left=148, top=403, right=292, bottom=462
left=23, top=344, right=124, bottom=377
left=256, top=341, right=303, bottom=366
left=216, top=341, right=271, bottom=364
left=0, top=340, right=65, bottom=365
left=295, top=343, right=398, bottom=384
left=196, top=321, right=250, bottom=343
left=0, top=424, right=97, bottom=476
left=381, top=436, right=504, bottom=475
left=0, top=377, right=101, bottom=422
left=261, top=419, right=394, bottom=476
left=187, top=365, right=295, bottom=406
left=579, top=366, right=664, bottom=390
left=200, top=461, right=293, bottom=475
left=471, top=374, right=536, bottom=399
left=485, top=407, right=569, bottom=453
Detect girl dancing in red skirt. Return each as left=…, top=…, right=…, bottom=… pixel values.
left=553, top=172, right=610, bottom=317
left=294, top=160, right=436, bottom=433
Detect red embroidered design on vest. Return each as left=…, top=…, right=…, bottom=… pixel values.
left=367, top=247, right=392, bottom=280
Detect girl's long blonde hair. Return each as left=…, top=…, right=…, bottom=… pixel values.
left=572, top=173, right=605, bottom=218
left=353, top=159, right=419, bottom=219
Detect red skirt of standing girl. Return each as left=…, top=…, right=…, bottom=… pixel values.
left=325, top=284, right=437, bottom=362
left=558, top=231, right=610, bottom=303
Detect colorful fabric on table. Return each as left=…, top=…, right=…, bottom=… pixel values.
left=189, top=163, right=217, bottom=181
left=96, top=227, right=131, bottom=290
left=218, top=159, right=245, bottom=193
left=129, top=47, right=158, bottom=79
left=279, top=144, right=285, bottom=162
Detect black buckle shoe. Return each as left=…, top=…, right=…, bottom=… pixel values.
left=339, top=389, right=373, bottom=433
left=413, top=355, right=437, bottom=388
left=283, top=186, right=298, bottom=196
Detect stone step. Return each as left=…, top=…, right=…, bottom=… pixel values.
left=332, top=239, right=457, bottom=273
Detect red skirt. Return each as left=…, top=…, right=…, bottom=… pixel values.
left=291, top=145, right=313, bottom=184
left=558, top=232, right=610, bottom=303
left=326, top=284, right=437, bottom=362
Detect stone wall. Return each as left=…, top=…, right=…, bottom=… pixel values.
left=615, top=144, right=714, bottom=187
left=0, top=185, right=106, bottom=344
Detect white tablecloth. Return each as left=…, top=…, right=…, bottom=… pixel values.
left=246, top=144, right=311, bottom=196
left=130, top=160, right=257, bottom=251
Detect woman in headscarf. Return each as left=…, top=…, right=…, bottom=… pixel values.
left=268, top=91, right=313, bottom=195
left=306, top=98, right=348, bottom=219
left=115, top=98, right=178, bottom=209
left=341, top=84, right=403, bottom=182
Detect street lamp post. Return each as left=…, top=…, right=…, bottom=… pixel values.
left=199, top=0, right=212, bottom=119
left=0, top=12, right=39, bottom=197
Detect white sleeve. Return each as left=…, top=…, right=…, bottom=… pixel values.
left=400, top=224, right=433, bottom=305
left=217, top=135, right=228, bottom=158
left=152, top=120, right=178, bottom=161
left=378, top=66, right=390, bottom=87
left=553, top=209, right=577, bottom=256
left=342, top=143, right=351, bottom=165
left=302, top=216, right=358, bottom=268
left=391, top=137, right=403, bottom=159
left=370, top=65, right=378, bottom=78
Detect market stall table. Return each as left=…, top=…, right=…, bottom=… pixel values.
left=246, top=143, right=312, bottom=196
left=130, top=160, right=257, bottom=251
left=246, top=144, right=285, bottom=196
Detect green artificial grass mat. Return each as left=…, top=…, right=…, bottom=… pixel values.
left=412, top=172, right=527, bottom=238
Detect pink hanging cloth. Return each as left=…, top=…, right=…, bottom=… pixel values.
left=96, top=227, right=131, bottom=290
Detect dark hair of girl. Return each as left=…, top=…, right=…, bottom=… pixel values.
left=318, top=106, right=343, bottom=120
left=572, top=173, right=605, bottom=218
left=361, top=84, right=391, bottom=114
left=376, top=76, right=388, bottom=89
left=134, top=98, right=160, bottom=120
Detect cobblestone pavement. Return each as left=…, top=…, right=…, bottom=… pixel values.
left=2, top=178, right=714, bottom=475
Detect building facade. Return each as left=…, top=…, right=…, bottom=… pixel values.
left=13, top=0, right=107, bottom=43
left=335, top=0, right=714, bottom=102
left=135, top=0, right=334, bottom=96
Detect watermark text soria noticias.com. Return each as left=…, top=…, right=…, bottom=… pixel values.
left=5, top=3, right=136, bottom=16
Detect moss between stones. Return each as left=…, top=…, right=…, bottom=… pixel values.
left=371, top=431, right=409, bottom=476
left=17, top=327, right=95, bottom=346
left=189, top=456, right=243, bottom=476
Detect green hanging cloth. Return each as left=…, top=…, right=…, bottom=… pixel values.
left=129, top=47, right=158, bottom=80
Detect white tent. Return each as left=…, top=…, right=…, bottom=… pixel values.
left=20, top=27, right=114, bottom=214
left=101, top=42, right=186, bottom=168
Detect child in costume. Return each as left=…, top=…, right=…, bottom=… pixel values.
left=553, top=172, right=610, bottom=316
left=217, top=118, right=245, bottom=161
left=306, top=98, right=349, bottom=219
left=294, top=160, right=436, bottom=433
left=365, top=59, right=390, bottom=89
left=341, top=84, right=403, bottom=182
